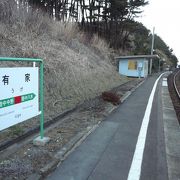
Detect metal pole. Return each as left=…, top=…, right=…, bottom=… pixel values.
left=33, top=62, right=36, bottom=67
left=150, top=27, right=155, bottom=75
left=0, top=57, right=42, bottom=62
left=40, top=62, right=44, bottom=139
left=159, top=59, right=161, bottom=72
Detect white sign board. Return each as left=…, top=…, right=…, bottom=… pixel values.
left=0, top=67, right=40, bottom=131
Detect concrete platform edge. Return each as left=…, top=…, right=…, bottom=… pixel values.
left=40, top=124, right=100, bottom=178
left=162, top=86, right=180, bottom=180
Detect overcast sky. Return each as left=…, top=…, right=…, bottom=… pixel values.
left=138, top=0, right=180, bottom=64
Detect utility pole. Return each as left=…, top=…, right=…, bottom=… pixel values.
left=158, top=59, right=161, bottom=72
left=150, top=27, right=155, bottom=75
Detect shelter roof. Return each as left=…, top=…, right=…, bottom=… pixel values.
left=115, top=55, right=160, bottom=60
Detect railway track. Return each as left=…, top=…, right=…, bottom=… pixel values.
left=167, top=68, right=180, bottom=123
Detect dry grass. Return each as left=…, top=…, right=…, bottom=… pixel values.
left=0, top=1, right=128, bottom=120
left=0, top=0, right=51, bottom=34
left=91, top=34, right=109, bottom=53
left=51, top=21, right=79, bottom=42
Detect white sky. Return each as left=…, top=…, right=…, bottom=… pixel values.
left=137, top=0, right=180, bottom=64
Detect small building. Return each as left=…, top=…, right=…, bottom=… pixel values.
left=116, top=55, right=159, bottom=78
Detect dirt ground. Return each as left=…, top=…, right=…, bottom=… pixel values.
left=0, top=79, right=143, bottom=180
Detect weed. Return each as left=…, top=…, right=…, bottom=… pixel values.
left=9, top=125, right=24, bottom=137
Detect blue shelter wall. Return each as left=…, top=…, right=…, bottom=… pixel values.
left=119, top=59, right=148, bottom=78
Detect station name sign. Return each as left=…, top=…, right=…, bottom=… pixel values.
left=0, top=67, right=39, bottom=131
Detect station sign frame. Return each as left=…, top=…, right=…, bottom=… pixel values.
left=0, top=57, right=44, bottom=139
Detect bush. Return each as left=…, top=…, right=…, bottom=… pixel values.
left=102, top=91, right=121, bottom=105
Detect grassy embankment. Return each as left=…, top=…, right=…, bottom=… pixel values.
left=0, top=1, right=128, bottom=122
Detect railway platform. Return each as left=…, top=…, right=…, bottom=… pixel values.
left=46, top=73, right=180, bottom=180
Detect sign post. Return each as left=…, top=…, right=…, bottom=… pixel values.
left=39, top=61, right=44, bottom=139
left=0, top=57, right=45, bottom=141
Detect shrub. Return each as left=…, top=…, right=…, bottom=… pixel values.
left=102, top=91, right=121, bottom=105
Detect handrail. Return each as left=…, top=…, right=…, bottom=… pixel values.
left=0, top=57, right=42, bottom=62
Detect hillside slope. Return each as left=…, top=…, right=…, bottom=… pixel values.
left=0, top=2, right=128, bottom=121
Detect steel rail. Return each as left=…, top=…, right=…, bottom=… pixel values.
left=173, top=69, right=180, bottom=99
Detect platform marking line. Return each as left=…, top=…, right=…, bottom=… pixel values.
left=162, top=81, right=168, bottom=87
left=162, top=77, right=168, bottom=87
left=127, top=73, right=167, bottom=180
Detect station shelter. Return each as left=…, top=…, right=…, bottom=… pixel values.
left=116, top=55, right=159, bottom=78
